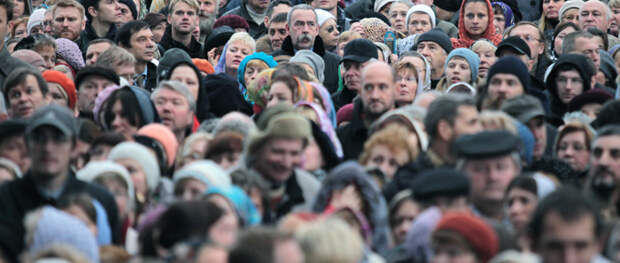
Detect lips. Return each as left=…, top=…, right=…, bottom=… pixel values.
left=450, top=77, right=461, bottom=83
left=18, top=106, right=33, bottom=116
left=232, top=59, right=241, bottom=65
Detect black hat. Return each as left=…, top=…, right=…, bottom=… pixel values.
left=496, top=36, right=531, bottom=58
left=414, top=29, right=453, bottom=54
left=434, top=0, right=461, bottom=12
left=547, top=54, right=594, bottom=100
left=118, top=0, right=137, bottom=19
left=341, top=39, right=379, bottom=64
left=75, top=66, right=120, bottom=89
left=411, top=168, right=470, bottom=201
left=454, top=130, right=520, bottom=159
left=568, top=88, right=613, bottom=112
left=500, top=94, right=545, bottom=123
left=0, top=119, right=26, bottom=140
left=204, top=26, right=234, bottom=54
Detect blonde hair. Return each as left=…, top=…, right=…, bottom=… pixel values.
left=51, top=0, right=85, bottom=19
left=479, top=110, right=518, bottom=134
left=168, top=0, right=199, bottom=13
left=295, top=218, right=364, bottom=263
left=359, top=124, right=418, bottom=165
left=338, top=31, right=362, bottom=45
left=228, top=32, right=257, bottom=53
left=471, top=39, right=497, bottom=53
left=10, top=16, right=29, bottom=38
left=610, top=0, right=620, bottom=9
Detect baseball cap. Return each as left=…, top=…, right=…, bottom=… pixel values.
left=26, top=104, right=77, bottom=138
left=496, top=36, right=531, bottom=58
left=500, top=94, right=545, bottom=123
left=341, top=39, right=379, bottom=64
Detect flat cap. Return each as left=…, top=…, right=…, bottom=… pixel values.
left=411, top=168, right=470, bottom=201
left=454, top=130, right=520, bottom=159
left=500, top=94, right=545, bottom=123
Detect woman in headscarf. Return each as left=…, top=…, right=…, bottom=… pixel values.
left=491, top=1, right=515, bottom=36
left=237, top=52, right=277, bottom=103
left=398, top=51, right=431, bottom=93
left=451, top=0, right=502, bottom=48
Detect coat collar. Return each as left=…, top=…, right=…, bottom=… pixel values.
left=280, top=35, right=327, bottom=57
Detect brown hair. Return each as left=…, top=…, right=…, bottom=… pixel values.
left=359, top=124, right=418, bottom=165
left=51, top=0, right=85, bottom=20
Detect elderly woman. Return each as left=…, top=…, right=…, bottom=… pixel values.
left=388, top=0, right=412, bottom=35
left=471, top=39, right=497, bottom=79
left=316, top=9, right=339, bottom=53
left=554, top=121, right=595, bottom=174
left=406, top=5, right=435, bottom=36
left=393, top=60, right=419, bottom=106
left=214, top=32, right=256, bottom=80
left=359, top=125, right=418, bottom=181
left=399, top=51, right=431, bottom=92
left=491, top=2, right=515, bottom=36
left=237, top=52, right=277, bottom=102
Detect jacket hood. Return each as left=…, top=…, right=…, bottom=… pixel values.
left=453, top=0, right=502, bottom=48
left=165, top=60, right=211, bottom=121
left=547, top=54, right=594, bottom=103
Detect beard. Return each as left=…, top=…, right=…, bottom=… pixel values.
left=590, top=166, right=618, bottom=201
left=294, top=33, right=314, bottom=50
left=199, top=15, right=215, bottom=43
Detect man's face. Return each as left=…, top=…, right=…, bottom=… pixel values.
left=168, top=2, right=198, bottom=34
left=416, top=41, right=447, bottom=79
left=572, top=37, right=601, bottom=70
left=451, top=105, right=482, bottom=138
left=198, top=0, right=217, bottom=20
left=509, top=24, right=544, bottom=59
left=53, top=6, right=85, bottom=41
left=310, top=0, right=337, bottom=12
left=78, top=75, right=115, bottom=113
left=248, top=0, right=269, bottom=12
left=343, top=60, right=370, bottom=92
left=125, top=28, right=155, bottom=63
left=85, top=42, right=112, bottom=65
left=527, top=116, right=547, bottom=160
left=287, top=9, right=318, bottom=50
left=465, top=154, right=519, bottom=204
left=43, top=10, right=53, bottom=35
left=254, top=138, right=305, bottom=182
left=590, top=135, right=620, bottom=185
left=360, top=63, right=395, bottom=120
left=7, top=75, right=48, bottom=119
left=92, top=0, right=122, bottom=24
left=0, top=135, right=30, bottom=174
left=556, top=69, right=585, bottom=104
left=537, top=212, right=599, bottom=263
left=27, top=126, right=74, bottom=178
left=487, top=73, right=525, bottom=105
left=118, top=3, right=133, bottom=25
left=579, top=1, right=608, bottom=31
left=268, top=21, right=288, bottom=50
left=152, top=88, right=194, bottom=134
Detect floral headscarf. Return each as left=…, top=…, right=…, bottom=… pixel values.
left=360, top=18, right=391, bottom=43
left=492, top=2, right=515, bottom=29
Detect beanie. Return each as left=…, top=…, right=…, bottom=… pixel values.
left=192, top=58, right=215, bottom=74
left=118, top=0, right=137, bottom=19
left=290, top=50, right=325, bottom=83
left=108, top=142, right=161, bottom=192
left=55, top=38, right=85, bottom=72
left=27, top=8, right=46, bottom=34
left=157, top=48, right=192, bottom=82
left=42, top=70, right=77, bottom=109
left=374, top=0, right=397, bottom=12
left=445, top=48, right=480, bottom=83
left=315, top=8, right=336, bottom=27
left=414, top=29, right=453, bottom=53
left=172, top=160, right=231, bottom=188
left=435, top=212, right=499, bottom=263
left=434, top=0, right=460, bottom=12
left=559, top=0, right=584, bottom=19
left=136, top=123, right=179, bottom=168
left=214, top=14, right=250, bottom=32
left=406, top=5, right=436, bottom=28
left=237, top=52, right=278, bottom=86
left=76, top=160, right=135, bottom=211
left=486, top=56, right=530, bottom=90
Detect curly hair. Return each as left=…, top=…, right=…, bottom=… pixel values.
left=359, top=124, right=418, bottom=165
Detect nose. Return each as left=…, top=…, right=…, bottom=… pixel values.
left=112, top=114, right=123, bottom=128
left=509, top=201, right=523, bottom=215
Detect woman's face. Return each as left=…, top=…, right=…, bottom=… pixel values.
left=243, top=63, right=268, bottom=87
left=389, top=2, right=409, bottom=34
left=115, top=158, right=149, bottom=203
left=493, top=11, right=505, bottom=35
left=401, top=56, right=427, bottom=84
left=365, top=144, right=409, bottom=180
left=12, top=0, right=24, bottom=18
left=474, top=45, right=497, bottom=79
left=225, top=41, right=252, bottom=73
left=13, top=22, right=26, bottom=38
left=152, top=22, right=167, bottom=43
left=557, top=130, right=590, bottom=172
left=506, top=188, right=538, bottom=233
left=463, top=1, right=489, bottom=38
left=170, top=65, right=200, bottom=100
left=553, top=26, right=576, bottom=55
left=543, top=0, right=564, bottom=20
left=181, top=138, right=208, bottom=166
left=174, top=178, right=208, bottom=201
left=391, top=199, right=420, bottom=245
left=267, top=81, right=294, bottom=107
left=48, top=83, right=69, bottom=108
left=561, top=8, right=579, bottom=24
left=408, top=12, right=433, bottom=35
left=98, top=176, right=130, bottom=218
left=396, top=69, right=418, bottom=105
left=109, top=100, right=139, bottom=140
left=208, top=195, right=239, bottom=248
left=319, top=19, right=339, bottom=50
left=445, top=57, right=472, bottom=84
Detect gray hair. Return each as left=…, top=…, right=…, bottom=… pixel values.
left=95, top=46, right=135, bottom=68
left=151, top=80, right=196, bottom=112
left=423, top=93, right=476, bottom=140
left=287, top=4, right=317, bottom=27
left=562, top=31, right=596, bottom=55
left=580, top=0, right=612, bottom=21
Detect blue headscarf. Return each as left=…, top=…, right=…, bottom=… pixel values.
left=492, top=2, right=515, bottom=29
left=214, top=42, right=229, bottom=74
left=205, top=186, right=261, bottom=226
left=237, top=52, right=278, bottom=102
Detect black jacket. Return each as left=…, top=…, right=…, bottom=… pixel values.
left=78, top=21, right=118, bottom=55
left=382, top=151, right=445, bottom=202
left=332, top=85, right=358, bottom=111
left=0, top=47, right=31, bottom=88
left=223, top=4, right=267, bottom=38
left=0, top=172, right=120, bottom=258
left=204, top=73, right=252, bottom=117
left=272, top=36, right=341, bottom=93
left=143, top=61, right=159, bottom=92
left=336, top=99, right=368, bottom=160
left=158, top=26, right=203, bottom=58
left=344, top=0, right=373, bottom=20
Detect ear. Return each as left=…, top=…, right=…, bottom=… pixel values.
left=167, top=14, right=172, bottom=25
left=264, top=16, right=269, bottom=28
left=591, top=76, right=597, bottom=89
left=80, top=19, right=86, bottom=31
left=437, top=119, right=453, bottom=142
left=87, top=6, right=97, bottom=18
left=285, top=23, right=290, bottom=32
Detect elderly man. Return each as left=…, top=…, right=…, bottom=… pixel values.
left=337, top=61, right=396, bottom=160
left=579, top=0, right=620, bottom=47
left=152, top=81, right=195, bottom=143
left=414, top=29, right=453, bottom=90
left=272, top=4, right=341, bottom=93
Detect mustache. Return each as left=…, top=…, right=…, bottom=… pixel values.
left=296, top=33, right=313, bottom=43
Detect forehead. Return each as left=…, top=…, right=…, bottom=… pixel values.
left=582, top=2, right=604, bottom=12
left=389, top=2, right=409, bottom=11
left=291, top=9, right=316, bottom=21
left=411, top=12, right=430, bottom=19
left=465, top=154, right=514, bottom=166
left=362, top=63, right=393, bottom=81
left=171, top=1, right=196, bottom=12
left=228, top=40, right=251, bottom=49
left=418, top=41, right=438, bottom=47
left=266, top=137, right=304, bottom=149
left=132, top=28, right=153, bottom=37
left=156, top=87, right=185, bottom=98
left=594, top=135, right=620, bottom=147
left=88, top=42, right=112, bottom=51
left=491, top=73, right=520, bottom=81
left=81, top=75, right=111, bottom=85
left=541, top=211, right=596, bottom=238
left=270, top=21, right=287, bottom=28
left=448, top=56, right=468, bottom=63
left=510, top=24, right=538, bottom=35
left=54, top=6, right=81, bottom=17
left=557, top=68, right=581, bottom=76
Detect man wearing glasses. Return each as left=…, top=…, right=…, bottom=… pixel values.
left=505, top=21, right=552, bottom=85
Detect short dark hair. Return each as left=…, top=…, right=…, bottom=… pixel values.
left=587, top=27, right=608, bottom=51
left=270, top=12, right=288, bottom=24
left=562, top=31, right=596, bottom=55
left=266, top=0, right=291, bottom=19
left=143, top=13, right=167, bottom=28
left=528, top=187, right=603, bottom=248
left=424, top=94, right=477, bottom=140
left=116, top=20, right=150, bottom=48
left=593, top=125, right=620, bottom=145
left=0, top=0, right=14, bottom=23
left=229, top=227, right=295, bottom=263
left=506, top=175, right=537, bottom=196
left=81, top=0, right=102, bottom=20
left=103, top=87, right=145, bottom=129
left=2, top=67, right=48, bottom=106
left=591, top=100, right=620, bottom=129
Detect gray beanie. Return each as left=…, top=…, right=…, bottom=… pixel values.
left=289, top=50, right=325, bottom=83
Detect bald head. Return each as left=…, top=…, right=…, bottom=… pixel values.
left=362, top=61, right=396, bottom=84
left=579, top=0, right=612, bottom=31
left=360, top=61, right=396, bottom=120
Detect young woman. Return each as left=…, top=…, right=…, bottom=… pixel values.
left=554, top=121, right=594, bottom=173
left=436, top=48, right=480, bottom=91
left=452, top=0, right=502, bottom=48
left=101, top=86, right=157, bottom=140
left=538, top=0, right=565, bottom=47
left=505, top=176, right=540, bottom=252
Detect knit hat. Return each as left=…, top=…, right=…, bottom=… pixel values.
left=406, top=5, right=436, bottom=28
left=486, top=56, right=530, bottom=90
left=75, top=66, right=120, bottom=89
left=29, top=206, right=99, bottom=263
left=559, top=0, right=584, bottom=19
left=192, top=58, right=215, bottom=74
left=204, top=26, right=234, bottom=55
left=214, top=14, right=250, bottom=32
left=42, top=70, right=77, bottom=109
left=157, top=48, right=192, bottom=82
left=0, top=158, right=21, bottom=178
left=135, top=124, right=179, bottom=168
left=315, top=8, right=336, bottom=27
left=237, top=52, right=278, bottom=86
left=414, top=29, right=453, bottom=53
left=290, top=50, right=326, bottom=83
left=27, top=8, right=46, bottom=34
left=205, top=185, right=262, bottom=226
left=247, top=112, right=311, bottom=156
left=547, top=54, right=594, bottom=100
left=374, top=0, right=397, bottom=12
left=434, top=0, right=460, bottom=12
left=173, top=160, right=231, bottom=188
left=55, top=38, right=85, bottom=71
left=568, top=88, right=613, bottom=112
left=76, top=160, right=135, bottom=211
left=107, top=142, right=161, bottom=192
left=336, top=103, right=354, bottom=125
left=11, top=49, right=46, bottom=69
left=118, top=0, right=137, bottom=19
left=434, top=212, right=499, bottom=263
left=445, top=48, right=480, bottom=83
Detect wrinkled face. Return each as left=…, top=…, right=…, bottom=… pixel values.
left=487, top=73, right=524, bottom=105
left=0, top=135, right=30, bottom=173
left=225, top=40, right=252, bottom=73
left=199, top=0, right=217, bottom=20
left=268, top=21, right=288, bottom=51
left=416, top=41, right=447, bottom=79
left=555, top=69, right=585, bottom=104
left=543, top=0, right=564, bottom=19
left=7, top=75, right=47, bottom=119
left=27, top=126, right=73, bottom=178
left=589, top=135, right=620, bottom=185
left=109, top=100, right=139, bottom=140
left=151, top=22, right=166, bottom=43
left=93, top=0, right=123, bottom=24
left=388, top=2, right=409, bottom=34
left=254, top=138, right=305, bottom=182
left=527, top=117, right=547, bottom=160
left=509, top=24, right=544, bottom=58
left=573, top=37, right=601, bottom=70
left=48, top=84, right=69, bottom=108
left=52, top=6, right=86, bottom=41
left=391, top=199, right=420, bottom=245
left=553, top=26, right=576, bottom=56
left=538, top=212, right=599, bottom=263
left=174, top=178, right=207, bottom=201
left=78, top=76, right=114, bottom=113
left=243, top=64, right=268, bottom=87
left=170, top=65, right=200, bottom=100
left=319, top=19, right=339, bottom=50
left=463, top=1, right=489, bottom=38
left=395, top=68, right=418, bottom=105
left=506, top=188, right=538, bottom=233
left=557, top=131, right=590, bottom=172
left=267, top=81, right=294, bottom=107
left=364, top=144, right=408, bottom=179
left=288, top=9, right=318, bottom=50
left=361, top=63, right=395, bottom=119
left=126, top=28, right=155, bottom=63
left=465, top=155, right=519, bottom=204
left=343, top=60, right=370, bottom=92
left=114, top=157, right=149, bottom=199
left=153, top=88, right=194, bottom=134
left=579, top=2, right=608, bottom=31
left=445, top=57, right=472, bottom=84
left=408, top=12, right=432, bottom=35
left=85, top=42, right=112, bottom=65
left=168, top=2, right=198, bottom=34
left=473, top=45, right=496, bottom=79
left=493, top=12, right=505, bottom=35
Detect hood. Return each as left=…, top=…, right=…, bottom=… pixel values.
left=165, top=60, right=211, bottom=121
left=547, top=54, right=594, bottom=103
left=157, top=48, right=193, bottom=82
left=454, top=0, right=502, bottom=48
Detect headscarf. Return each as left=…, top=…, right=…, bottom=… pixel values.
left=492, top=2, right=515, bottom=29
left=452, top=0, right=502, bottom=48
left=214, top=42, right=230, bottom=74
left=247, top=68, right=275, bottom=109
left=360, top=18, right=391, bottom=43
left=237, top=52, right=278, bottom=102
left=205, top=186, right=261, bottom=226
left=295, top=101, right=343, bottom=158
left=308, top=82, right=337, bottom=127
left=409, top=51, right=432, bottom=93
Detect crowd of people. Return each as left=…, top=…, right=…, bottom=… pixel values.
left=1, top=0, right=620, bottom=261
